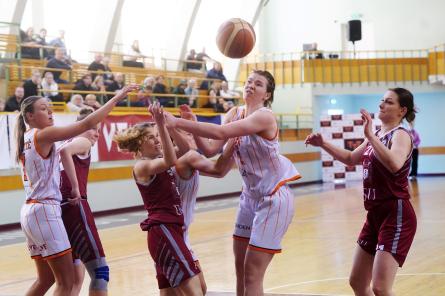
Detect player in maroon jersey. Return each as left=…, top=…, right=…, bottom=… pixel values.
left=305, top=88, right=417, bottom=296
left=114, top=102, right=235, bottom=295
left=59, top=108, right=109, bottom=296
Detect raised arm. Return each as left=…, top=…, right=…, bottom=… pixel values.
left=165, top=108, right=275, bottom=141
left=361, top=109, right=411, bottom=173
left=59, top=137, right=92, bottom=203
left=305, top=133, right=367, bottom=166
left=39, top=84, right=138, bottom=147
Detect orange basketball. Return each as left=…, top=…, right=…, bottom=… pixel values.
left=216, top=18, right=256, bottom=59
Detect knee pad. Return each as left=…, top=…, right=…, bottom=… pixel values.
left=85, top=258, right=109, bottom=291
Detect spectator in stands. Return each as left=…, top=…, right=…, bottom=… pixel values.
left=87, top=53, right=106, bottom=80
left=184, top=78, right=199, bottom=107
left=73, top=74, right=94, bottom=97
left=84, top=94, right=102, bottom=110
left=123, top=40, right=144, bottom=68
left=5, top=87, right=25, bottom=112
left=143, top=76, right=155, bottom=89
left=153, top=75, right=171, bottom=107
left=202, top=91, right=224, bottom=112
left=196, top=47, right=210, bottom=70
left=91, top=75, right=106, bottom=92
left=173, top=79, right=188, bottom=105
left=201, top=62, right=226, bottom=89
left=136, top=85, right=153, bottom=107
left=41, top=71, right=63, bottom=102
left=0, top=98, right=5, bottom=112
left=49, top=30, right=66, bottom=52
left=185, top=49, right=199, bottom=71
left=20, top=27, right=40, bottom=59
left=101, top=56, right=114, bottom=85
left=106, top=72, right=126, bottom=102
left=35, top=28, right=49, bottom=58
left=67, top=94, right=85, bottom=112
left=23, top=70, right=42, bottom=98
left=220, top=81, right=240, bottom=102
left=46, top=47, right=72, bottom=83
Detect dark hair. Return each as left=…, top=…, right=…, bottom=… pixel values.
left=388, top=88, right=417, bottom=123
left=253, top=70, right=275, bottom=107
left=15, top=96, right=43, bottom=163
left=77, top=107, right=94, bottom=121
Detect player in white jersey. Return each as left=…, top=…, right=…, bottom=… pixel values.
left=15, top=85, right=137, bottom=296
left=165, top=70, right=301, bottom=296
left=167, top=106, right=238, bottom=294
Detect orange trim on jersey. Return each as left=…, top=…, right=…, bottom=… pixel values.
left=26, top=197, right=59, bottom=204
left=233, top=235, right=250, bottom=242
left=273, top=192, right=282, bottom=235
left=42, top=204, right=56, bottom=241
left=33, top=130, right=51, bottom=159
left=261, top=198, right=273, bottom=238
left=44, top=248, right=72, bottom=260
left=270, top=174, right=302, bottom=196
left=31, top=254, right=43, bottom=260
left=248, top=244, right=282, bottom=254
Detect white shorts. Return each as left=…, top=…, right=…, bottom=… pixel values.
left=233, top=184, right=295, bottom=253
left=20, top=201, right=71, bottom=259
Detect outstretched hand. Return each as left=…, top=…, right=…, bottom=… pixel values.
left=360, top=108, right=374, bottom=139
left=304, top=133, right=324, bottom=147
left=149, top=102, right=165, bottom=125
left=113, top=84, right=139, bottom=102
left=179, top=104, right=197, bottom=122
left=163, top=111, right=178, bottom=129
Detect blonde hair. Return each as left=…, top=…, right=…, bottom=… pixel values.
left=113, top=122, right=155, bottom=155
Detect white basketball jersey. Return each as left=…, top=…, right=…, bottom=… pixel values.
left=231, top=106, right=301, bottom=198
left=20, top=128, right=62, bottom=202
left=173, top=167, right=199, bottom=228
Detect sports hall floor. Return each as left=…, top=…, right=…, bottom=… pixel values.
left=0, top=177, right=444, bottom=296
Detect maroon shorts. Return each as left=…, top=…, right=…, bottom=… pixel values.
left=357, top=199, right=417, bottom=267
left=61, top=199, right=105, bottom=263
left=147, top=224, right=200, bottom=289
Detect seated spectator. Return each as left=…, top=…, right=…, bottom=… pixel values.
left=20, top=27, right=40, bottom=59
left=106, top=72, right=126, bottom=103
left=101, top=56, right=114, bottom=86
left=202, top=92, right=224, bottom=113
left=173, top=79, right=187, bottom=106
left=23, top=70, right=42, bottom=98
left=67, top=94, right=85, bottom=112
left=220, top=81, right=240, bottom=102
left=41, top=72, right=63, bottom=102
left=0, top=98, right=5, bottom=112
left=201, top=61, right=226, bottom=89
left=73, top=74, right=94, bottom=97
left=136, top=85, right=153, bottom=107
left=142, top=76, right=155, bottom=89
left=48, top=30, right=66, bottom=55
left=184, top=78, right=199, bottom=107
left=87, top=53, right=106, bottom=80
left=153, top=75, right=172, bottom=107
left=5, top=87, right=25, bottom=112
left=92, top=75, right=106, bottom=92
left=123, top=40, right=144, bottom=68
left=84, top=94, right=102, bottom=110
left=196, top=47, right=210, bottom=70
left=185, top=49, right=200, bottom=71
left=34, top=28, right=50, bottom=58
left=46, top=47, right=72, bottom=83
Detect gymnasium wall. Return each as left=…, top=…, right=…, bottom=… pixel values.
left=259, top=0, right=445, bottom=53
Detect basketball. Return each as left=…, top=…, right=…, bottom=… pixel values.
left=216, top=18, right=256, bottom=59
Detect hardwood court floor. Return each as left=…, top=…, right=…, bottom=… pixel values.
left=0, top=177, right=444, bottom=295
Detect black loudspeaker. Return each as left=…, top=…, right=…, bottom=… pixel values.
left=348, top=20, right=362, bottom=42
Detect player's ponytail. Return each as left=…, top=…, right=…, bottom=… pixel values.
left=15, top=96, right=42, bottom=163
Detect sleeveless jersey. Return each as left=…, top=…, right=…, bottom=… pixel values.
left=173, top=167, right=199, bottom=228
left=59, top=141, right=91, bottom=200
left=229, top=106, right=301, bottom=198
left=20, top=128, right=62, bottom=202
left=134, top=167, right=184, bottom=230
left=362, top=126, right=412, bottom=210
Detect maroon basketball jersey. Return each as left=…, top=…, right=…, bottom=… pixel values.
left=362, top=126, right=412, bottom=210
left=135, top=168, right=184, bottom=230
left=60, top=153, right=91, bottom=200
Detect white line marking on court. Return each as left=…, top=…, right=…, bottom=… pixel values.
left=265, top=273, right=445, bottom=292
